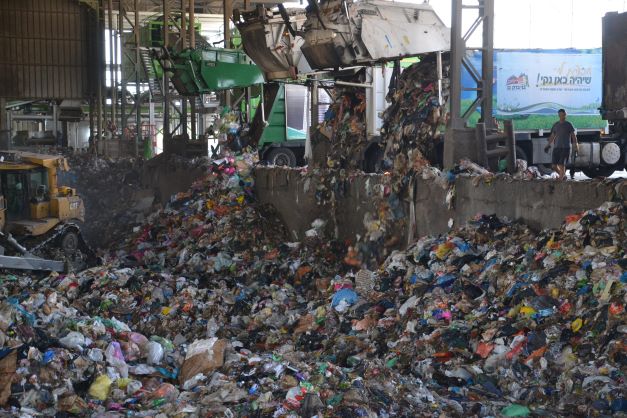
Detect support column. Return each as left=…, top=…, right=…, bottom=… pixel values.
left=163, top=0, right=170, bottom=141
left=480, top=0, right=494, bottom=129
left=444, top=0, right=495, bottom=168
left=96, top=0, right=104, bottom=151
left=306, top=76, right=318, bottom=161
left=223, top=0, right=232, bottom=48
left=310, top=77, right=319, bottom=132
left=223, top=0, right=233, bottom=107
left=100, top=0, right=107, bottom=135
left=0, top=97, right=8, bottom=149
left=449, top=0, right=463, bottom=129
left=189, top=0, right=196, bottom=139
left=180, top=0, right=188, bottom=138
left=0, top=98, right=6, bottom=131
left=89, top=97, right=95, bottom=149
left=108, top=0, right=117, bottom=131
left=134, top=0, right=141, bottom=156
left=119, top=3, right=127, bottom=136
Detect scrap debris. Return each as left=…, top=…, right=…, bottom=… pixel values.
left=0, top=152, right=624, bottom=417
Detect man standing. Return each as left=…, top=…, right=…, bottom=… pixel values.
left=545, top=109, right=579, bottom=180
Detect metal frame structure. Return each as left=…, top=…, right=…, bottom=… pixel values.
left=93, top=0, right=200, bottom=155
left=449, top=0, right=494, bottom=130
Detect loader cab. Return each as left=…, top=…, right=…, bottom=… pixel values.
left=0, top=168, right=49, bottom=221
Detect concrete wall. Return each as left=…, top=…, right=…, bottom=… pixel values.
left=255, top=166, right=626, bottom=243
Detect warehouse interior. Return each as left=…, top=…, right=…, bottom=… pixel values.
left=0, top=0, right=625, bottom=415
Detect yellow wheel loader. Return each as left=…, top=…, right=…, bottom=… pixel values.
left=0, top=151, right=96, bottom=272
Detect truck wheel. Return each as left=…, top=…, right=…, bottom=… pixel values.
left=582, top=167, right=615, bottom=179
left=60, top=231, right=79, bottom=255
left=266, top=148, right=297, bottom=167
left=515, top=145, right=528, bottom=163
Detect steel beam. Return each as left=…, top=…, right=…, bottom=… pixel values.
left=449, top=0, right=494, bottom=129
left=96, top=0, right=104, bottom=151
left=189, top=0, right=197, bottom=139
left=108, top=0, right=117, bottom=130
left=480, top=0, right=494, bottom=129
left=180, top=0, right=188, bottom=138
left=134, top=0, right=142, bottom=156
left=119, top=4, right=127, bottom=136
left=163, top=0, right=171, bottom=138
left=449, top=0, right=463, bottom=129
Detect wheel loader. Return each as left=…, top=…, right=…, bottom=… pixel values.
left=0, top=151, right=95, bottom=272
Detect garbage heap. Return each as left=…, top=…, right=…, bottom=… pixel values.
left=61, top=155, right=147, bottom=250
left=0, top=153, right=625, bottom=417
left=380, top=56, right=449, bottom=174
left=312, top=76, right=368, bottom=170
left=62, top=153, right=208, bottom=250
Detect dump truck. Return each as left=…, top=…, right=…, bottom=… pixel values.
left=0, top=151, right=94, bottom=272
left=299, top=0, right=449, bottom=70
left=598, top=11, right=627, bottom=176
left=234, top=1, right=449, bottom=167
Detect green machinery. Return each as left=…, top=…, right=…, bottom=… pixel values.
left=141, top=15, right=304, bottom=163
left=166, top=47, right=264, bottom=95
left=249, top=82, right=307, bottom=166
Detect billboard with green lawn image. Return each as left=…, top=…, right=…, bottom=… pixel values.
left=462, top=49, right=606, bottom=131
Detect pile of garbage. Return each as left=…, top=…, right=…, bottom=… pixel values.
left=0, top=152, right=625, bottom=416
left=312, top=76, right=368, bottom=170
left=61, top=155, right=148, bottom=250
left=61, top=153, right=208, bottom=250
left=380, top=56, right=449, bottom=175
left=308, top=57, right=450, bottom=267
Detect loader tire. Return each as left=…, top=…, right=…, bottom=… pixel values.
left=60, top=231, right=79, bottom=256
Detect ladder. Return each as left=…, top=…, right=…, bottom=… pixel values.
left=139, top=47, right=164, bottom=102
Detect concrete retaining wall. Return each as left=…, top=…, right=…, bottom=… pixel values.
left=255, top=166, right=626, bottom=243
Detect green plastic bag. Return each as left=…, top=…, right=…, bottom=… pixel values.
left=501, top=404, right=531, bottom=417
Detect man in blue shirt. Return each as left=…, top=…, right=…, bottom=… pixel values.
left=545, top=109, right=579, bottom=180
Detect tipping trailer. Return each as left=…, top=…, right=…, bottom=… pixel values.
left=598, top=10, right=627, bottom=176
left=234, top=0, right=450, bottom=166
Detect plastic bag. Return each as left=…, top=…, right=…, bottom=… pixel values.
left=59, top=332, right=87, bottom=351
left=88, top=375, right=112, bottom=401
left=146, top=341, right=164, bottom=365
left=128, top=332, right=149, bottom=349
left=126, top=380, right=143, bottom=395
left=331, top=289, right=358, bottom=312
left=105, top=341, right=128, bottom=378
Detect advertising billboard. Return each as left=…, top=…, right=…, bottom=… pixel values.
left=495, top=50, right=602, bottom=116
left=460, top=49, right=605, bottom=130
